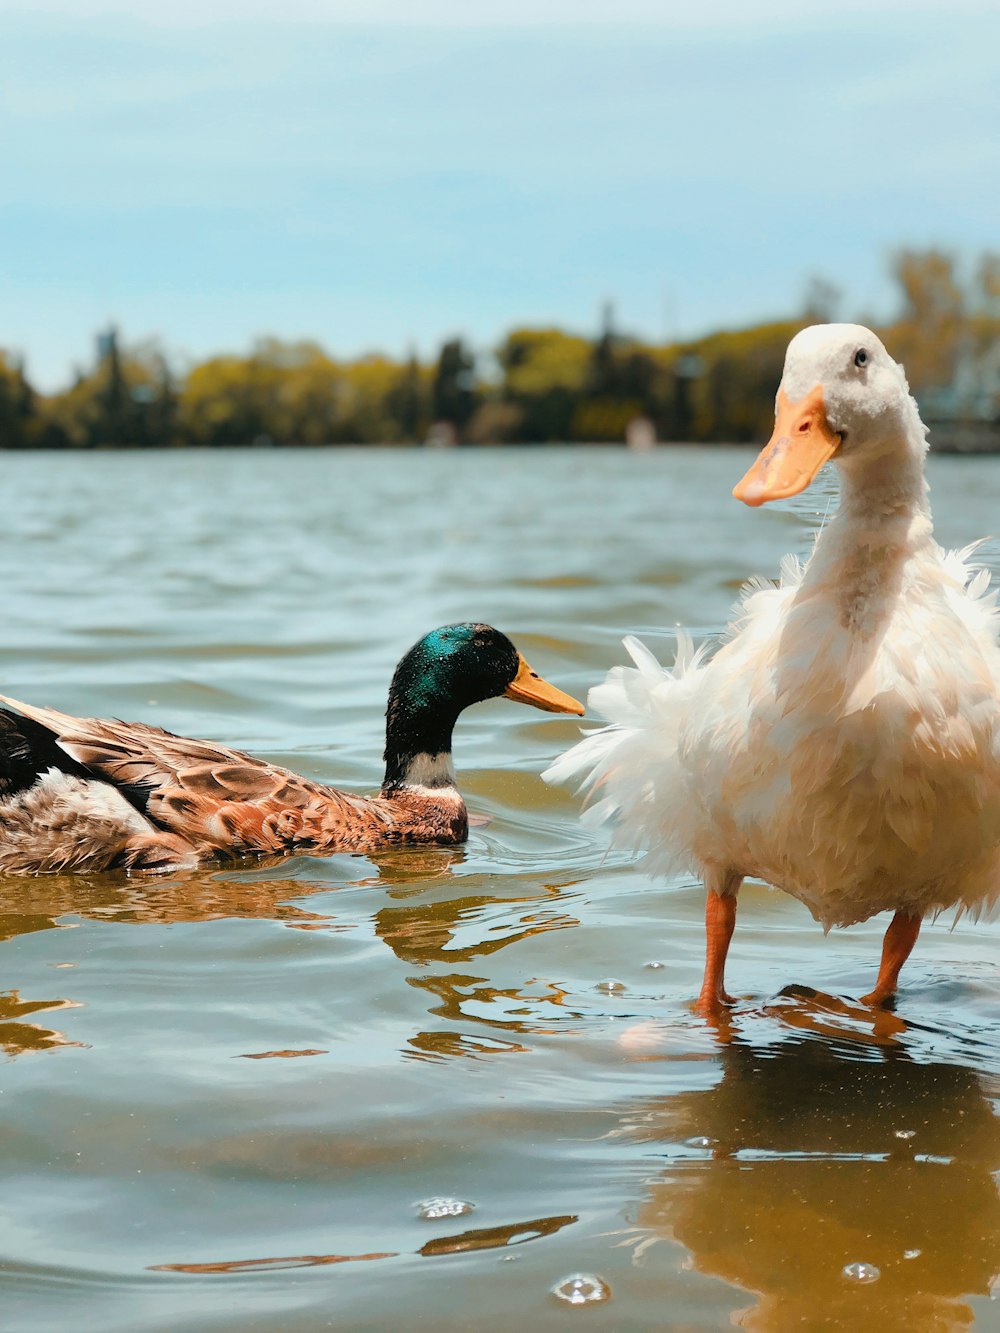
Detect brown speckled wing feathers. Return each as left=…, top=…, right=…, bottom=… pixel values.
left=0, top=694, right=395, bottom=859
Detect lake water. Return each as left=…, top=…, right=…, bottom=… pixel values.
left=0, top=445, right=997, bottom=1332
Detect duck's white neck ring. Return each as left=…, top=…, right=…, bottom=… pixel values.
left=384, top=751, right=457, bottom=794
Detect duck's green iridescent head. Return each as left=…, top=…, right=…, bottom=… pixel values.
left=382, top=623, right=583, bottom=793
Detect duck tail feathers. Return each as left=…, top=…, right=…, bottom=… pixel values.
left=0, top=705, right=91, bottom=799
left=542, top=633, right=704, bottom=875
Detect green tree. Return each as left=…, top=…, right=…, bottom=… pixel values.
left=432, top=339, right=477, bottom=434
left=0, top=351, right=37, bottom=448
left=386, top=353, right=430, bottom=442
left=495, top=327, right=591, bottom=440
left=98, top=327, right=131, bottom=445
left=884, top=249, right=965, bottom=392
left=339, top=354, right=410, bottom=442
left=685, top=321, right=803, bottom=442
left=39, top=331, right=182, bottom=447
left=178, top=354, right=267, bottom=445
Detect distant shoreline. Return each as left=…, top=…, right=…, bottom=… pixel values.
left=2, top=433, right=998, bottom=455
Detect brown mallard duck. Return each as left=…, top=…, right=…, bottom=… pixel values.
left=0, top=623, right=582, bottom=875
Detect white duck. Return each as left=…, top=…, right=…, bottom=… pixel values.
left=547, top=324, right=1000, bottom=1013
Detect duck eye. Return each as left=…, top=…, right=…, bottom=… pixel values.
left=854, top=348, right=869, bottom=368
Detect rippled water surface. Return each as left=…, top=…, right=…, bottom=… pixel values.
left=1, top=446, right=998, bottom=1331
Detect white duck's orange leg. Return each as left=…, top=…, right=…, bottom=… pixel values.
left=860, top=910, right=922, bottom=1007
left=697, top=872, right=742, bottom=1014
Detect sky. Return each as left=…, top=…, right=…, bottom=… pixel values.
left=1, top=0, right=998, bottom=390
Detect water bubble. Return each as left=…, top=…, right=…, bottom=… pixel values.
left=903, top=1249, right=922, bottom=1260
left=416, top=1197, right=474, bottom=1221
left=894, top=1129, right=916, bottom=1140
left=842, top=1262, right=880, bottom=1284
left=596, top=979, right=626, bottom=994
left=684, top=1135, right=717, bottom=1149
left=550, top=1273, right=611, bottom=1306
left=644, top=961, right=665, bottom=970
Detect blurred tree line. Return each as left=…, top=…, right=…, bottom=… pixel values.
left=1, top=249, right=997, bottom=449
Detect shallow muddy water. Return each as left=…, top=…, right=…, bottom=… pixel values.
left=0, top=445, right=997, bottom=1331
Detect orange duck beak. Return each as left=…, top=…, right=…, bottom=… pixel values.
left=503, top=656, right=584, bottom=715
left=733, top=385, right=841, bottom=507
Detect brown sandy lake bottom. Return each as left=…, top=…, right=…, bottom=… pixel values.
left=0, top=446, right=997, bottom=1331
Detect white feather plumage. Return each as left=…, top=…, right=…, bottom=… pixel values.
left=547, top=325, right=1000, bottom=967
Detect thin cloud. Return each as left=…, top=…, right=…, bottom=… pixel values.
left=3, top=0, right=994, bottom=27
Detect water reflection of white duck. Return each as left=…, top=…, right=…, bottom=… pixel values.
left=618, top=1001, right=1000, bottom=1329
